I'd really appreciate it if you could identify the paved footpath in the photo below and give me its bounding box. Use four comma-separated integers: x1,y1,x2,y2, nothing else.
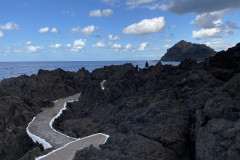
27,93,109,160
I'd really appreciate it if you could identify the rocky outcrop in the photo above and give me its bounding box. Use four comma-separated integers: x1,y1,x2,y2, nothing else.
161,40,216,62
0,68,91,160
53,43,240,160
1,42,240,160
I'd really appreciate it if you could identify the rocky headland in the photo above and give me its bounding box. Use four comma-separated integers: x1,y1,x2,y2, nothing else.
161,40,216,62
0,42,240,160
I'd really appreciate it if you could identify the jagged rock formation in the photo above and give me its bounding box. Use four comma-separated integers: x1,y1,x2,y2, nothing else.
54,43,240,160
1,42,240,160
161,40,216,62
0,68,90,160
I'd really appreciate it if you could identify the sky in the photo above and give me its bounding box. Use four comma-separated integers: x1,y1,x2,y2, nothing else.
0,0,240,61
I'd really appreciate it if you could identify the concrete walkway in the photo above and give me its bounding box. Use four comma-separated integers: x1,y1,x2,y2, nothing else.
27,93,109,160
36,133,108,160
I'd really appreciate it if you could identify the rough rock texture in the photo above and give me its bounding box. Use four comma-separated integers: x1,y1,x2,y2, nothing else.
161,40,216,62
1,42,240,160
52,43,240,160
0,68,90,160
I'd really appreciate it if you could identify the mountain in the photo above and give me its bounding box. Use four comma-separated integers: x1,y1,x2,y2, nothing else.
161,40,216,62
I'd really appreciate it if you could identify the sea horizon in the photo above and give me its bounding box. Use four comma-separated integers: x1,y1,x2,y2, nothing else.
0,61,180,82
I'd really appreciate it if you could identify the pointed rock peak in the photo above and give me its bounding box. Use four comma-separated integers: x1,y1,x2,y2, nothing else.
178,40,188,44
175,40,192,46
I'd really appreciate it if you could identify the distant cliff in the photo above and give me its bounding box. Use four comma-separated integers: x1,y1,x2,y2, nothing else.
161,40,216,62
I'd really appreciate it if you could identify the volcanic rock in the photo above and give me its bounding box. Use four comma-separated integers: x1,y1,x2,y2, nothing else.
161,40,216,62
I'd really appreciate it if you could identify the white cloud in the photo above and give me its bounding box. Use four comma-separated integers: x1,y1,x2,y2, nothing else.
164,44,171,48
138,42,148,51
0,31,4,38
125,44,133,50
123,17,165,35
89,9,113,17
191,11,225,29
112,43,122,51
25,41,32,45
145,3,170,10
112,44,121,48
71,26,81,33
123,43,137,52
101,0,121,6
205,39,233,51
38,27,49,33
103,9,114,16
0,22,19,30
192,28,222,39
49,43,62,48
125,0,157,9
93,41,106,48
66,43,72,48
71,25,98,36
27,46,43,53
51,28,59,33
108,34,120,40
81,25,98,36
71,39,86,52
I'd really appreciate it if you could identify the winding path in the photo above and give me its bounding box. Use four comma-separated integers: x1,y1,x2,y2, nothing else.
27,93,109,160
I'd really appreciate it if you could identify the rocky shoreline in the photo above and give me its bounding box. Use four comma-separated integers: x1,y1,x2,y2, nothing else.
0,43,240,160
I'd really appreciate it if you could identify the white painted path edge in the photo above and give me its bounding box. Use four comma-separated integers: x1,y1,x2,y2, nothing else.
26,93,109,160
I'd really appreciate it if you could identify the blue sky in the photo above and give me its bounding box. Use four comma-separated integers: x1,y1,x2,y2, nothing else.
0,0,240,61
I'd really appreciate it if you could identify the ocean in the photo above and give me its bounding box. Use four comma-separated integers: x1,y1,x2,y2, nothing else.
0,61,180,82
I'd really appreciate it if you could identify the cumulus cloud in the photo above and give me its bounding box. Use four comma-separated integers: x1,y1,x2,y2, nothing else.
205,38,233,51
27,46,43,53
71,39,86,52
93,41,106,48
71,25,98,36
138,42,148,51
191,11,224,29
112,43,122,51
123,17,165,35
190,10,240,38
51,28,59,33
125,44,133,50
192,28,222,39
49,43,62,48
0,22,19,30
0,31,4,38
38,27,49,33
108,34,120,40
89,9,113,17
81,25,98,36
25,41,32,45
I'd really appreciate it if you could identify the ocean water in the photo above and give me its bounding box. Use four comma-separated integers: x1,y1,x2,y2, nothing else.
0,61,180,82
